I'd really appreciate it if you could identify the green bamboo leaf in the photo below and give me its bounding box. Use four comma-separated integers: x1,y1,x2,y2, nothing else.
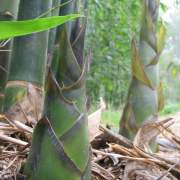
0,14,81,40
157,21,166,54
131,38,154,89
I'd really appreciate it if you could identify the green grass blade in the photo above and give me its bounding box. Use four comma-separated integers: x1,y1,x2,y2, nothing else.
0,14,81,40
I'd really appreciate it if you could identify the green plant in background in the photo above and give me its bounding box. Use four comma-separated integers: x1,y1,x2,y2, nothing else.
119,0,166,137
86,0,141,107
159,6,180,106
101,109,120,127
24,0,90,179
160,102,180,115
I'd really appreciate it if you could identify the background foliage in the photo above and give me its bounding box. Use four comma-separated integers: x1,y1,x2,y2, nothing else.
86,0,141,107
86,0,180,128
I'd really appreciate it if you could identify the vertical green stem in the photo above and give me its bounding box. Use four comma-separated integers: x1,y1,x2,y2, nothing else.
47,0,61,72
48,0,61,54
0,0,19,18
25,0,91,179
120,0,163,137
0,0,19,112
3,0,52,122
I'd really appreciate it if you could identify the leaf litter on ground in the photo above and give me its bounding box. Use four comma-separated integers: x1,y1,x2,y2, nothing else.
1,108,180,179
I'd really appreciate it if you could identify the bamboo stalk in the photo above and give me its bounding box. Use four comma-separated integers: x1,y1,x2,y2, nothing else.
48,0,61,55
0,0,19,112
120,0,165,137
3,0,52,123
25,0,91,179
